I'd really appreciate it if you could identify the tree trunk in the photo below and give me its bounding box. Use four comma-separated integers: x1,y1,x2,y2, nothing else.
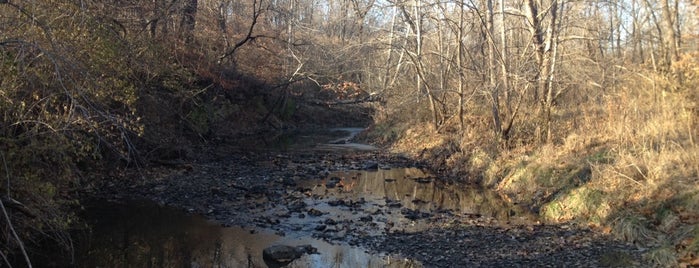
181,0,198,44
524,0,559,143
487,0,502,135
499,0,509,115
457,2,465,132
218,1,230,48
660,0,678,68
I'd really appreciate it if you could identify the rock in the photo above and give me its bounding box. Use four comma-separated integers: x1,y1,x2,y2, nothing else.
276,211,291,218
262,244,317,265
334,230,347,239
401,208,431,220
362,161,379,170
308,208,323,216
328,199,346,207
386,199,402,208
287,200,307,212
414,177,433,183
359,215,373,222
326,176,342,188
265,217,280,225
279,177,297,187
210,187,224,195
412,198,429,204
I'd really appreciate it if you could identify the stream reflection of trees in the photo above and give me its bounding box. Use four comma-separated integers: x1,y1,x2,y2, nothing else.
325,168,531,220
77,202,418,268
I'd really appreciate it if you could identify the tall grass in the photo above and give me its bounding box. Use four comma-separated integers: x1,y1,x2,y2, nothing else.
380,54,698,266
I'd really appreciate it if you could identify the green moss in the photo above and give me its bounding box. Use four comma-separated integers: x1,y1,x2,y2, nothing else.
542,202,564,220
542,187,608,223
534,166,555,187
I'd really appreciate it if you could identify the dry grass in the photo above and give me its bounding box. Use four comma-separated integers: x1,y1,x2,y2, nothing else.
380,54,699,266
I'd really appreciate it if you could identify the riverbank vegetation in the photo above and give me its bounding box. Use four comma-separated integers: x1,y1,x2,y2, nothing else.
378,60,698,265
1,0,697,266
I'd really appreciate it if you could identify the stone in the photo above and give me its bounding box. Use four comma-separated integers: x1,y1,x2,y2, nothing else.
308,208,324,216
362,161,379,170
262,244,317,265
287,200,307,212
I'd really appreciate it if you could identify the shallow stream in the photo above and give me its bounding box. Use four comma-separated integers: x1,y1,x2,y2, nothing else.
43,128,537,267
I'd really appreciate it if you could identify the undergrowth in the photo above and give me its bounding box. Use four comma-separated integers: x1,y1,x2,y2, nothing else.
376,54,699,266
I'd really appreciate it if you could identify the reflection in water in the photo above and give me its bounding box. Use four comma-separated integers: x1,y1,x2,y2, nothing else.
292,168,535,233
75,201,420,268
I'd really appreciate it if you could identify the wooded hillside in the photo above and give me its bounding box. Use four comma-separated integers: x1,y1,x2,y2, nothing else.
0,0,697,265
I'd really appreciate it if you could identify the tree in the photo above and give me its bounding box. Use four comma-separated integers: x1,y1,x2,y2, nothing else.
523,0,561,143
660,0,679,68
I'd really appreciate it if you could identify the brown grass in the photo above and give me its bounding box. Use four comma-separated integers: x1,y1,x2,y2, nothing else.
379,54,699,266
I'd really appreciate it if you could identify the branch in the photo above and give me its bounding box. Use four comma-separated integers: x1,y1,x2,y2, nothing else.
0,199,32,267
304,94,382,106
219,0,266,62
0,196,35,218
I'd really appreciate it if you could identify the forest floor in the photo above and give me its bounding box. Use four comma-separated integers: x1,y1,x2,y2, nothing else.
91,131,646,267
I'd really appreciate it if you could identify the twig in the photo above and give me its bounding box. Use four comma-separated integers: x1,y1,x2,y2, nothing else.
611,168,643,186
627,164,649,181
0,199,32,267
1,151,8,198
0,249,12,268
1,152,32,266
219,0,266,62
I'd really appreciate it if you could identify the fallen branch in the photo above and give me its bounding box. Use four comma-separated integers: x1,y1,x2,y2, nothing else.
304,95,383,106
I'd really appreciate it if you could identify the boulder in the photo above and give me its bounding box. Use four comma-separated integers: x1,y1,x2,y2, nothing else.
362,161,379,170
262,244,317,265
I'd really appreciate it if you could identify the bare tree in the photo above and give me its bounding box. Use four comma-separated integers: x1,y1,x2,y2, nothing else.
219,0,266,62
523,0,561,142
660,0,679,68
181,0,198,43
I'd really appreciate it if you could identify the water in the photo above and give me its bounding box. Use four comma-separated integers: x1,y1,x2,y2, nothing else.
30,128,533,267
67,201,420,268
238,127,377,151
259,168,536,239
320,127,378,151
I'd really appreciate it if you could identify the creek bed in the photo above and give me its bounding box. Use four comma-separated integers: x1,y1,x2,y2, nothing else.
47,127,642,267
